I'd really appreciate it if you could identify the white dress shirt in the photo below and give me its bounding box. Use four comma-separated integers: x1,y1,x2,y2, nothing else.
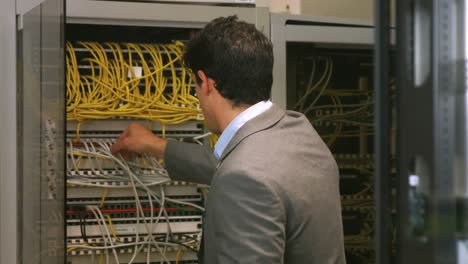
214,100,273,159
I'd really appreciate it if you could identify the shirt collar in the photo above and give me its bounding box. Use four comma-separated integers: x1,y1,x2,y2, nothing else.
214,100,273,159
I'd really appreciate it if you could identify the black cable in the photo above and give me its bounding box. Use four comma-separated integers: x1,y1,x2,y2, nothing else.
79,211,89,243
153,237,199,254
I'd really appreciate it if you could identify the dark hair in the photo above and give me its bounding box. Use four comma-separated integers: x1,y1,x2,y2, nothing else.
183,16,273,107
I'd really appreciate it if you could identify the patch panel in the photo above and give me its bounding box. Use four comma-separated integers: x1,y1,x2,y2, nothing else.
67,120,203,136
66,207,201,221
67,218,202,238
67,184,203,199
67,235,199,264
65,130,205,264
68,253,199,264
66,141,204,262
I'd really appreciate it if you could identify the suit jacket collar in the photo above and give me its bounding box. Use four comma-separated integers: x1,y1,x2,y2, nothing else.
218,104,285,162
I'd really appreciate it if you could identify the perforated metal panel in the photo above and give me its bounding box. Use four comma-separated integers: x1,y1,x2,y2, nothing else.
20,0,65,263
396,0,459,263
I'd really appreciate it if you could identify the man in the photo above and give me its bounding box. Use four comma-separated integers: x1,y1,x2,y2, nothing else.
111,16,345,263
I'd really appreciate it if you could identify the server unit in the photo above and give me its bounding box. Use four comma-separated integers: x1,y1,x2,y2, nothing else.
271,14,396,264
18,1,269,263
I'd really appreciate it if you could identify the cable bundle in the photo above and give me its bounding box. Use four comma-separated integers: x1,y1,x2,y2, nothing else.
67,139,170,187
66,40,209,263
294,57,396,147
67,41,202,124
66,139,203,264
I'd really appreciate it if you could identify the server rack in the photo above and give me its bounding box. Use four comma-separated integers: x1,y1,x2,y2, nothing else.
395,0,467,263
18,1,269,263
271,13,396,264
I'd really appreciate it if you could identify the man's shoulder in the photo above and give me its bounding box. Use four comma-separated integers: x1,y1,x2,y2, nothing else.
217,104,337,178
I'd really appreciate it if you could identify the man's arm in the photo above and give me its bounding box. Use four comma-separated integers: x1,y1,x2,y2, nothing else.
164,140,217,185
206,169,286,263
111,123,167,159
111,123,216,184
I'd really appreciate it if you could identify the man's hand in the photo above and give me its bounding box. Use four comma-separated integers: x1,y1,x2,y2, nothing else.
111,123,167,159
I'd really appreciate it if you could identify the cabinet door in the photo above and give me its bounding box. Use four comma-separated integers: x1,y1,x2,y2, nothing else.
397,0,458,263
20,0,65,263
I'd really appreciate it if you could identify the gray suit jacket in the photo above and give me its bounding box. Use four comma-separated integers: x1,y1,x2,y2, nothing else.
165,104,345,264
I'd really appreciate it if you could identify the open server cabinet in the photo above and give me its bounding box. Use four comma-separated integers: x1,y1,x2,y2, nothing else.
18,1,269,263
271,14,396,264
396,0,468,263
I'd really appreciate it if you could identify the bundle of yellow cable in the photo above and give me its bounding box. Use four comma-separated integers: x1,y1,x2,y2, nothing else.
66,41,202,125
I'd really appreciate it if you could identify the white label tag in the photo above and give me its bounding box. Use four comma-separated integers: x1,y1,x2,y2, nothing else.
128,66,143,78
114,226,136,234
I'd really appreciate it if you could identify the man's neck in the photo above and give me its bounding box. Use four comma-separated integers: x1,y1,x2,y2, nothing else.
217,103,250,133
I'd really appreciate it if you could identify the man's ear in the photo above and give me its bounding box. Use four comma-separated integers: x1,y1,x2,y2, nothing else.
197,70,216,96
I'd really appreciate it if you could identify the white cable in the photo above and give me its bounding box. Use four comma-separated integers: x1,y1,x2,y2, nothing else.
68,149,170,183
146,188,154,264
67,143,203,263
69,141,78,170
111,152,171,264
165,197,205,212
192,132,212,145
86,205,110,263
127,168,144,264
88,205,120,264
89,139,104,175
